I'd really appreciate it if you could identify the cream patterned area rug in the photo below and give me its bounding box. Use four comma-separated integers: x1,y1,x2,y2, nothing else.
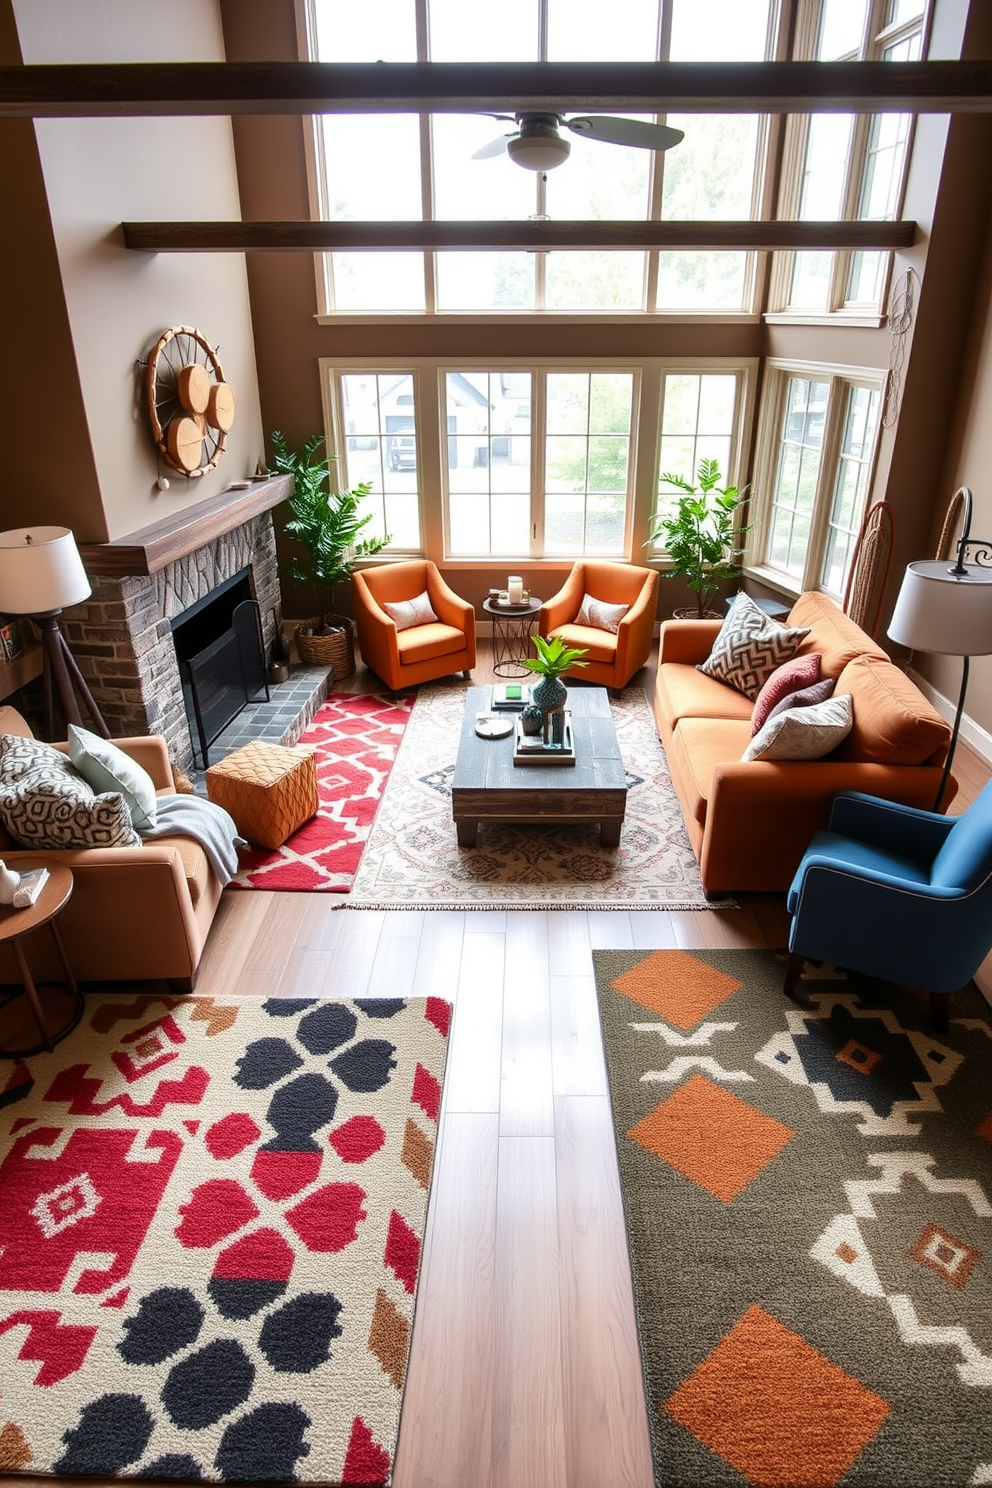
349,686,728,909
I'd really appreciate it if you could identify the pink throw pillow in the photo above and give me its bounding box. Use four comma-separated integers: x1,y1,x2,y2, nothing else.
750,653,822,735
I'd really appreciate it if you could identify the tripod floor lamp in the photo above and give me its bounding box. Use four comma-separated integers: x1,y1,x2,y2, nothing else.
0,526,110,741
887,488,992,812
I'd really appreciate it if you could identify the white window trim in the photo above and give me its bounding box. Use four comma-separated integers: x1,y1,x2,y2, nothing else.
746,357,885,600
320,355,757,569
301,0,778,323
766,0,931,323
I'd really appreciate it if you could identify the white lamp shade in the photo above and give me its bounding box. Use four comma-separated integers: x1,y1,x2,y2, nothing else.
0,526,92,615
888,559,992,656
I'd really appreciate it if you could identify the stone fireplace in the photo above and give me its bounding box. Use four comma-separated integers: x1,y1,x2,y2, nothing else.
72,477,292,772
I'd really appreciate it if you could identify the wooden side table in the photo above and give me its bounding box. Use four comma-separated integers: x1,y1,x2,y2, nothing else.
0,861,84,1059
482,597,541,678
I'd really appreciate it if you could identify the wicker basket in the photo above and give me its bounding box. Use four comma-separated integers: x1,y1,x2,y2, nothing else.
294,616,354,677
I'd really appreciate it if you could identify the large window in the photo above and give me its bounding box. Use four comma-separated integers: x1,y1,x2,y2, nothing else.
750,365,883,596
306,0,776,316
324,360,752,563
772,0,928,318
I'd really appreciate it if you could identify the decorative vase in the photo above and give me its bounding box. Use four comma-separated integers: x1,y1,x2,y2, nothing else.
532,674,567,744
519,702,544,736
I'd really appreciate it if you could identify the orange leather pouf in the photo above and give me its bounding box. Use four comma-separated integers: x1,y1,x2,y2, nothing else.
205,740,319,849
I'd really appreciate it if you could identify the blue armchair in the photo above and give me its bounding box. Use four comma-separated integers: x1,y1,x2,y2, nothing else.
783,781,992,1031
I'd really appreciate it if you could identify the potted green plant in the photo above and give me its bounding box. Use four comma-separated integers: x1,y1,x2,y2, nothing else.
647,457,749,619
271,430,391,676
520,634,589,743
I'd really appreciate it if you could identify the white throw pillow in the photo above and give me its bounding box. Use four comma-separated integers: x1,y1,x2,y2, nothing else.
741,693,854,762
68,723,158,831
575,593,630,634
383,590,439,631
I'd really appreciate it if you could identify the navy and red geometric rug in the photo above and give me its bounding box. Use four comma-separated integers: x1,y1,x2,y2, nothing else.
0,991,449,1484
595,948,992,1488
229,693,413,892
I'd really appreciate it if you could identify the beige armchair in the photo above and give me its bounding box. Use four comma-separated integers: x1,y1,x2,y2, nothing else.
0,706,224,992
539,560,659,690
353,560,476,691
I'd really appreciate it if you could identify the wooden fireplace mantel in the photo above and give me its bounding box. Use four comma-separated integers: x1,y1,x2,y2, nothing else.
79,475,293,578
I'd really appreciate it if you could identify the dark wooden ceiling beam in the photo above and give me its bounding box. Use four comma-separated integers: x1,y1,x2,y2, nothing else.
121,219,917,253
3,60,991,118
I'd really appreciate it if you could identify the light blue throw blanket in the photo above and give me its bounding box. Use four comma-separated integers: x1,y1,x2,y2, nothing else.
140,793,245,887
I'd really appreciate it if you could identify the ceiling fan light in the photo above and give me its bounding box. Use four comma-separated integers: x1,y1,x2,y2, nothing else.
506,133,571,171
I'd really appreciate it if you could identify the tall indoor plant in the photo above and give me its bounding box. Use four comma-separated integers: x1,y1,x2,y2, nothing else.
648,457,749,619
271,430,390,674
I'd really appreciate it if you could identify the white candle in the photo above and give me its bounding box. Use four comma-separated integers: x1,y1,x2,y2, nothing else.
508,575,523,604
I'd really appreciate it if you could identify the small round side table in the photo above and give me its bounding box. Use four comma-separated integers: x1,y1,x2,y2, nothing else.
0,861,84,1059
482,597,542,679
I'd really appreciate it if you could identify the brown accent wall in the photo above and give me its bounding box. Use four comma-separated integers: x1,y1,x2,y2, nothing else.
8,0,264,544
0,2,104,538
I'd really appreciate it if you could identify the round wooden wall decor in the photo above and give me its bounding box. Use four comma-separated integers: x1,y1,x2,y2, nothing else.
145,325,237,478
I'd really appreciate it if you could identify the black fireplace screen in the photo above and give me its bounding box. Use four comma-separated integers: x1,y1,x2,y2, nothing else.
171,571,269,767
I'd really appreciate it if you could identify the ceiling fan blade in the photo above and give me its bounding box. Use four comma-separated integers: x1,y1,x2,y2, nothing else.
565,115,684,151
472,133,514,159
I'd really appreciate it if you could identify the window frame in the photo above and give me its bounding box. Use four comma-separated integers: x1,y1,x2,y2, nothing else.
302,0,784,324
766,0,931,325
320,354,757,569
747,359,885,599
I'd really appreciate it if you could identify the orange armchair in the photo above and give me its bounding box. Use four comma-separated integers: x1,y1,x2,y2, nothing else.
353,560,477,691
539,560,659,690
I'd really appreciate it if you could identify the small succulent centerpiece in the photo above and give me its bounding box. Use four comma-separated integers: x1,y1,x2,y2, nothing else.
520,634,589,744
647,457,749,619
272,430,391,675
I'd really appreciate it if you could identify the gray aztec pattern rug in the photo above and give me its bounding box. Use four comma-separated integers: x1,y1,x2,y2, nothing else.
595,948,992,1488
349,685,725,909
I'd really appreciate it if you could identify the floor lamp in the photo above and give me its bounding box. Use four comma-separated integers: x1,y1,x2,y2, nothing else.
888,490,992,811
0,526,110,741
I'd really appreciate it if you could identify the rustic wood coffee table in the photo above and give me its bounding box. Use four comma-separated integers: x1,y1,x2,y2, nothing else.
452,685,628,848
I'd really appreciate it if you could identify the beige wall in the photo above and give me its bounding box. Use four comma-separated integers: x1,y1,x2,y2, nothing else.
8,0,264,543
914,200,992,739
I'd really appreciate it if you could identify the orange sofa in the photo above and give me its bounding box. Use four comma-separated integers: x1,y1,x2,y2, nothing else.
653,591,955,896
0,706,224,991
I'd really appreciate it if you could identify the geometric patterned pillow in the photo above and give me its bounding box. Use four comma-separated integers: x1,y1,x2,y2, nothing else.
0,760,140,850
0,732,75,784
698,592,811,700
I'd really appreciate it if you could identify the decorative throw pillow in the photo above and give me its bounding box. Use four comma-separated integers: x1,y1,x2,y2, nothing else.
698,592,811,700
0,733,73,784
575,593,630,634
763,676,836,727
383,590,438,631
750,653,822,734
741,692,854,762
67,723,158,831
0,761,141,850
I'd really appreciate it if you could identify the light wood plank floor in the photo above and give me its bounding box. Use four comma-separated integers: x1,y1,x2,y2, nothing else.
8,641,990,1488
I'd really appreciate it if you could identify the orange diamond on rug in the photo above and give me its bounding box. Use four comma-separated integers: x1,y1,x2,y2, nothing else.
628,1073,793,1202
664,1304,891,1488
610,950,741,1028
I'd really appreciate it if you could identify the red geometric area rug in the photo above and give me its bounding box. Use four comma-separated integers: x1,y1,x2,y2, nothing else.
594,948,992,1488
0,991,450,1484
230,693,413,892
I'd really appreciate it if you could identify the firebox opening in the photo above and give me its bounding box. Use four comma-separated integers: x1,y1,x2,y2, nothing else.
171,568,268,767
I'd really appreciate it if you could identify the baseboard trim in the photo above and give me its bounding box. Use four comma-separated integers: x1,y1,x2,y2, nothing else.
908,668,992,767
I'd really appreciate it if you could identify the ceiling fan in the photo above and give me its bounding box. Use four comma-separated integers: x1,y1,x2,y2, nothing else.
472,111,684,172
